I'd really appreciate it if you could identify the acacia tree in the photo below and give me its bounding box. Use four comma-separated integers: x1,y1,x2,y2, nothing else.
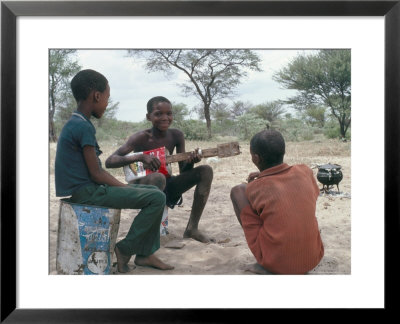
300,104,327,128
49,49,80,142
237,113,269,140
128,49,262,138
171,102,190,124
249,100,286,126
273,49,351,138
230,100,253,119
211,102,230,125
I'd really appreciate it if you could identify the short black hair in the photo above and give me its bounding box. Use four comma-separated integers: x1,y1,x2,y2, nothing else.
250,130,285,166
146,96,171,114
70,69,108,102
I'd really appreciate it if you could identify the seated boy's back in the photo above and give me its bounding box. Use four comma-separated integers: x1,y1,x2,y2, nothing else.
230,129,324,274
242,163,323,274
55,111,101,197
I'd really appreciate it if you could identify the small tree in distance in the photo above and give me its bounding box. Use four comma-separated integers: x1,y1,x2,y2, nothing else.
49,49,81,142
128,49,262,139
249,100,286,125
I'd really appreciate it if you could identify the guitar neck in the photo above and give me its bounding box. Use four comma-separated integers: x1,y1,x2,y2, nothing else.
166,148,218,164
165,142,240,164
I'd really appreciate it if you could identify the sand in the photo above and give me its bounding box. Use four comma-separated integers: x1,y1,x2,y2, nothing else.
49,138,351,275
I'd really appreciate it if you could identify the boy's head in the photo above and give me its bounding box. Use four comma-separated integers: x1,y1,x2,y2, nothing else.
71,69,108,103
70,69,110,119
146,96,171,114
146,96,173,132
250,130,285,171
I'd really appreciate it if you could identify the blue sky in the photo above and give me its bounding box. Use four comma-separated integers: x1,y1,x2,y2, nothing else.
75,49,305,122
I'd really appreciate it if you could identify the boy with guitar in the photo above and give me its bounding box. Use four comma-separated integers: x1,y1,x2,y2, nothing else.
105,96,214,243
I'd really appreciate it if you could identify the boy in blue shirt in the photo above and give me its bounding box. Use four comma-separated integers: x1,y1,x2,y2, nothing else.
55,69,173,273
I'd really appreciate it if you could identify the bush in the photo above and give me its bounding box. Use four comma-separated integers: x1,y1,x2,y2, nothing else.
323,121,351,140
211,119,237,137
95,127,112,142
324,126,341,139
175,119,209,141
55,114,351,145
237,113,268,140
277,119,316,142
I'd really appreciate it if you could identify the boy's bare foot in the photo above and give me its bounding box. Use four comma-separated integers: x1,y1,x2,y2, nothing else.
115,246,134,273
134,254,174,270
183,228,215,243
244,263,271,275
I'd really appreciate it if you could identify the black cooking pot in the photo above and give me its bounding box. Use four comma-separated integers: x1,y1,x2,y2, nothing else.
316,163,343,192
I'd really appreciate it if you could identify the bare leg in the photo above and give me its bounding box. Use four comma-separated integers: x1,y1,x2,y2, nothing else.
135,254,174,270
230,184,250,227
166,165,214,243
115,246,134,273
184,165,214,242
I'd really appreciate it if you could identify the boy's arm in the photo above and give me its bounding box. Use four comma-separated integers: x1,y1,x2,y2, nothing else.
105,133,160,171
175,130,201,173
83,145,127,187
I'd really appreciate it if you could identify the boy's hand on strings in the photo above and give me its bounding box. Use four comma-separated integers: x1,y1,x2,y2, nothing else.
187,148,202,164
142,154,161,172
247,171,260,183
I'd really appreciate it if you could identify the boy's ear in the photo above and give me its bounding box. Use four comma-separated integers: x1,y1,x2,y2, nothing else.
251,153,261,166
93,90,100,102
146,113,151,121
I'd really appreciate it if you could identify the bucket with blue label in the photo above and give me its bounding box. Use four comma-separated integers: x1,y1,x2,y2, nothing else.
56,200,121,275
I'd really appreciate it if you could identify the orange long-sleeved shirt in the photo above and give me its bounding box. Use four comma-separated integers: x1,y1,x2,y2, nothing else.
241,163,324,274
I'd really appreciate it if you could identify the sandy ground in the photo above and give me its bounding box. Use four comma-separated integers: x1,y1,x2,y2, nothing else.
49,137,351,275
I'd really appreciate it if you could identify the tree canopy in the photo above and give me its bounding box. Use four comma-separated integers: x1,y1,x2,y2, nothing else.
128,49,262,138
249,100,286,125
273,49,351,138
49,50,120,141
49,49,81,141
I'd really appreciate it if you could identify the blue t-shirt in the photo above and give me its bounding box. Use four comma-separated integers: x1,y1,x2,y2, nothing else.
55,111,102,197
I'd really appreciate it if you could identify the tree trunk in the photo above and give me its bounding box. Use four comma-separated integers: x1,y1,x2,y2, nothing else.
203,103,212,139
49,87,57,142
339,121,346,139
49,119,57,142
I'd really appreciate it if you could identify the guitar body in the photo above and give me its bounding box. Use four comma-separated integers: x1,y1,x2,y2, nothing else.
123,146,170,182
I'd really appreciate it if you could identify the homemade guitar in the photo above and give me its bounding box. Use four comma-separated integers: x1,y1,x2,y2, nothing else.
123,142,241,182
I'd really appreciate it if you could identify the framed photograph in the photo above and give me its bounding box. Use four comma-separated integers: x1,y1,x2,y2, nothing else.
1,0,399,321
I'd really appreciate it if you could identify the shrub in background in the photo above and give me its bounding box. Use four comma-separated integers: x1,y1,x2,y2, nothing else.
323,120,351,140
277,118,316,142
237,113,268,140
175,119,209,141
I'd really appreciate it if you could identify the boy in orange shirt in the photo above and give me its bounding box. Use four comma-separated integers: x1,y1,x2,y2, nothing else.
230,130,324,274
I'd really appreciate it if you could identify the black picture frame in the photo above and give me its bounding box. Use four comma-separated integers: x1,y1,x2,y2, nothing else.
1,0,399,322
